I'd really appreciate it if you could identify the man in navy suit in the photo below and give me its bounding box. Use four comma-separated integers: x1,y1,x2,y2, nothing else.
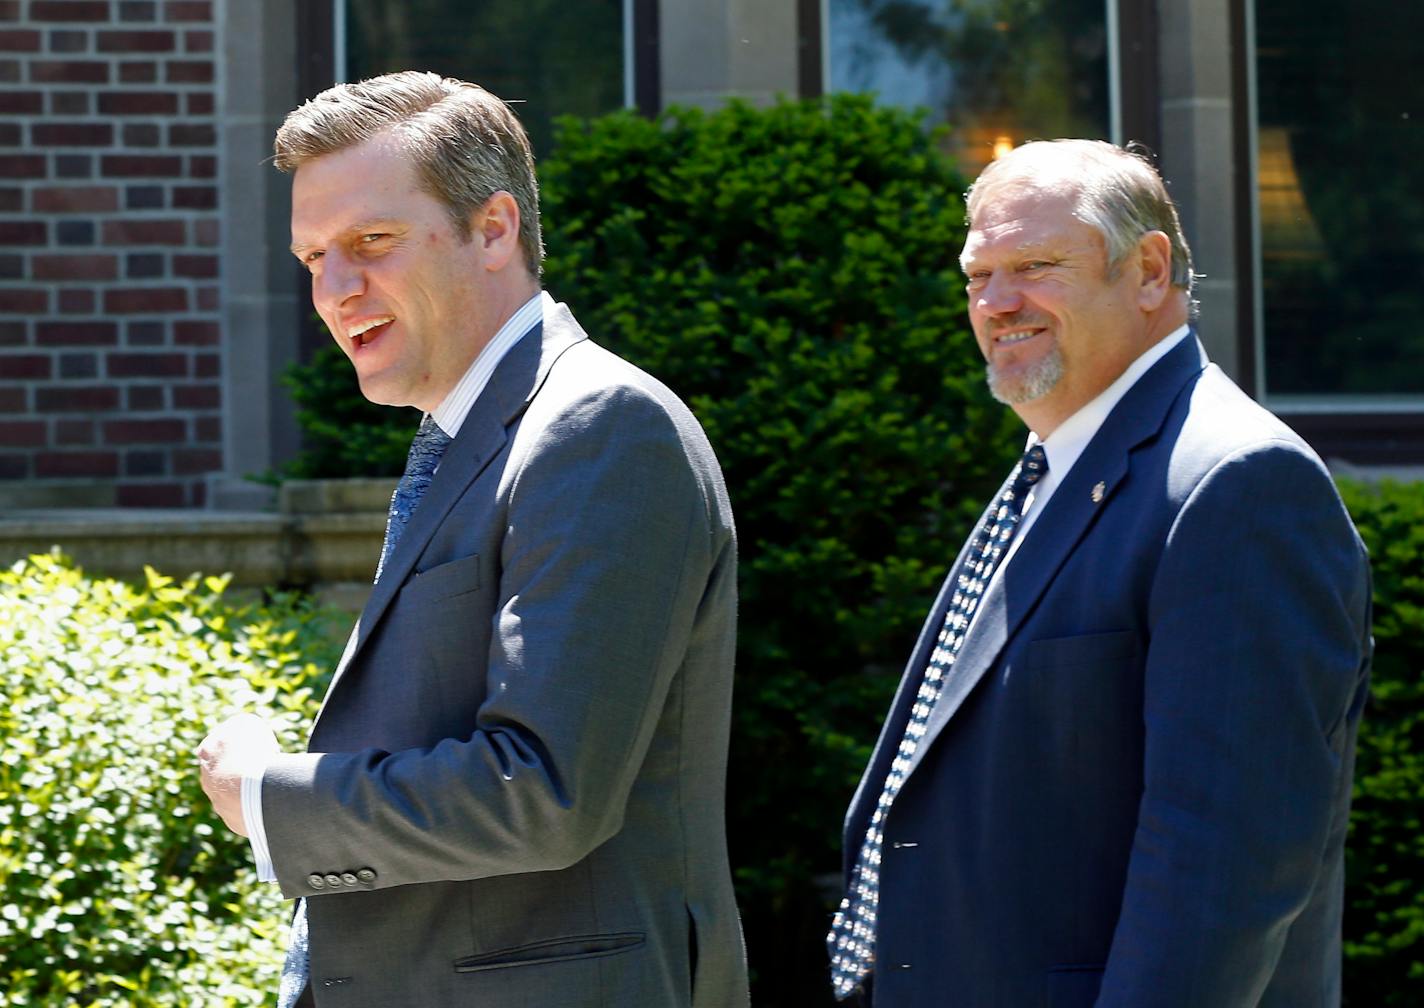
830,140,1372,1006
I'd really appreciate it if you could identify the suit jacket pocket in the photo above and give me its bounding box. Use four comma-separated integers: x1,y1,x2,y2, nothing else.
453,932,646,973
1023,629,1137,673
403,552,481,603
1047,964,1104,1008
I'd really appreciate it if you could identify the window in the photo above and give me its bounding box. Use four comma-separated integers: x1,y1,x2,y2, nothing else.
343,0,628,157
1255,0,1424,407
826,0,1110,179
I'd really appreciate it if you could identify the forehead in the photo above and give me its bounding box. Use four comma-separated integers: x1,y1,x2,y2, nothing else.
289,136,432,240
960,183,1099,265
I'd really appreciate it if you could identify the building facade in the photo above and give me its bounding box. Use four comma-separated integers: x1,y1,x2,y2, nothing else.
1,0,1419,512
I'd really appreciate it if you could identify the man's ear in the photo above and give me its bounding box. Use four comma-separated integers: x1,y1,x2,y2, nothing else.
472,190,521,272
1135,230,1174,311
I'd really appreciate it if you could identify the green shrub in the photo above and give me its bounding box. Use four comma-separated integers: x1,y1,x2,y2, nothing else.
1338,478,1424,1006
283,94,1016,1004
0,551,339,1006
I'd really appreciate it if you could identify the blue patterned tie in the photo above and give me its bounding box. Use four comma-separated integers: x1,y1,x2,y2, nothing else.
277,414,453,1007
828,443,1048,1000
376,414,454,582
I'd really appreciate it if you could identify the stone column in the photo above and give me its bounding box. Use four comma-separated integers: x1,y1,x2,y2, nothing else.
659,0,801,110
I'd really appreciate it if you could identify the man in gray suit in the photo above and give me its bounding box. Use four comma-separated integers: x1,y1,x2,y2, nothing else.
197,71,749,1007
829,140,1372,1006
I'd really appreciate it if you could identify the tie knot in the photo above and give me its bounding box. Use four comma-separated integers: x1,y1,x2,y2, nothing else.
1018,443,1048,487
407,415,453,478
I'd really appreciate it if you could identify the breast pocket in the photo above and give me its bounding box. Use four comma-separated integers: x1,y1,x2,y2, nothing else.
1022,629,1138,674
403,552,482,603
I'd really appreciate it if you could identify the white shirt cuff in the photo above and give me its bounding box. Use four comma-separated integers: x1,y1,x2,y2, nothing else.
240,763,277,883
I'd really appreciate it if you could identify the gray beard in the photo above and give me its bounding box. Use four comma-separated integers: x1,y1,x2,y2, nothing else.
987,344,1065,405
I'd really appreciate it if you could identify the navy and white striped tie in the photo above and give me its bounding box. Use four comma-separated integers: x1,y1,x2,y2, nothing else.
827,443,1047,1000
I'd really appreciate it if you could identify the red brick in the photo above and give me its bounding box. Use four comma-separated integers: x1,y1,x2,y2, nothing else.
172,444,220,471
58,289,95,313
0,220,45,244
165,59,211,83
29,60,109,84
0,30,40,51
196,285,217,310
174,319,217,344
37,321,118,345
101,154,181,177
164,0,211,20
185,92,212,115
188,154,215,178
50,92,88,115
103,418,185,444
37,451,119,477
0,154,44,177
183,29,211,51
103,288,187,313
117,481,183,506
31,122,114,145
32,254,118,281
0,2,20,20
173,384,219,410
0,453,27,478
97,91,177,115
35,385,118,411
195,415,219,441
0,354,53,379
108,352,187,378
97,30,173,52
193,218,218,246
103,219,183,244
56,419,94,444
118,60,156,83
0,387,25,411
193,352,218,377
32,186,119,212
0,90,40,114
169,123,214,146
0,419,44,445
0,188,20,211
30,1,111,21
0,289,47,312
126,385,163,409
172,185,216,209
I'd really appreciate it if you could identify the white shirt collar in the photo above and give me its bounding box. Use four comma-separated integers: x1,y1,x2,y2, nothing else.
429,290,551,438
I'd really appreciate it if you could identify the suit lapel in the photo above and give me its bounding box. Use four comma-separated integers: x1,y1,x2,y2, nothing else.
314,301,587,725
902,334,1210,781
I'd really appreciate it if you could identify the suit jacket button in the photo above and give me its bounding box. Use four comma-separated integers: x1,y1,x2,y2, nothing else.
356,868,377,884
308,874,326,890
340,872,358,887
324,873,343,889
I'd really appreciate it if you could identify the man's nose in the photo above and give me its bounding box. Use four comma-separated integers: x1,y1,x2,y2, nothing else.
974,272,1022,316
313,249,364,312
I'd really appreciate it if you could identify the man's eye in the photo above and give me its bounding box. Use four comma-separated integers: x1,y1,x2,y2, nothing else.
360,233,386,244
301,250,324,268
1022,260,1050,271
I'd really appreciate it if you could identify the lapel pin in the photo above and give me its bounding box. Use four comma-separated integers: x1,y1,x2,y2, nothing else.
1091,481,1106,504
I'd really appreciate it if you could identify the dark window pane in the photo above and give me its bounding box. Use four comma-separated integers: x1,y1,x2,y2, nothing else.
827,0,1110,178
1257,0,1424,399
345,0,624,157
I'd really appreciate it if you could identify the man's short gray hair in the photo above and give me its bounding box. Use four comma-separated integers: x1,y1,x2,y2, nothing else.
966,139,1194,298
274,70,544,277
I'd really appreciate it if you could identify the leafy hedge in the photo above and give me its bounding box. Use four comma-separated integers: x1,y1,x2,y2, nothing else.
0,552,339,1006
1339,479,1424,1006
284,94,1018,1000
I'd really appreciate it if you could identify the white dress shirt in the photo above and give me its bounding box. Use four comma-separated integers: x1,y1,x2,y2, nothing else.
242,290,552,882
989,323,1192,590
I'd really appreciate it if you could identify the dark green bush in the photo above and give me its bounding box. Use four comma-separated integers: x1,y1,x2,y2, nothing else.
1338,478,1424,1006
284,95,1017,1003
0,552,340,1006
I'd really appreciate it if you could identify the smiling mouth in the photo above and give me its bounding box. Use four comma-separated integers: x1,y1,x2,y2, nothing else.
348,316,394,347
994,328,1045,347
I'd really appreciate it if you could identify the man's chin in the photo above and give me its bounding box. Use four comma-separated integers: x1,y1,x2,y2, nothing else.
987,356,1064,406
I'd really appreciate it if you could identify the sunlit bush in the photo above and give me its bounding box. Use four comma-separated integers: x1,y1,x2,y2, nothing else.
0,551,338,1006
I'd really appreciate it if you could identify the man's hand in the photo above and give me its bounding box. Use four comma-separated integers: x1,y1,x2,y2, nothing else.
196,713,281,838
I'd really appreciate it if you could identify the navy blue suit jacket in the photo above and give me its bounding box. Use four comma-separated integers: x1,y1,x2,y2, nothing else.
842,335,1372,1007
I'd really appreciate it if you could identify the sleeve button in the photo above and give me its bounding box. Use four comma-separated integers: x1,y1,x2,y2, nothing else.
324,873,343,888
356,868,377,884
340,872,358,887
308,874,326,890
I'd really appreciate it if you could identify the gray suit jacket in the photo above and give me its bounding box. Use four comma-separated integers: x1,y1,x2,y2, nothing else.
263,302,749,1007
843,335,1372,1007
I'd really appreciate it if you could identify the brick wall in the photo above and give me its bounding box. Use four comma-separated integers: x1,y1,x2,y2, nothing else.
1,0,222,508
